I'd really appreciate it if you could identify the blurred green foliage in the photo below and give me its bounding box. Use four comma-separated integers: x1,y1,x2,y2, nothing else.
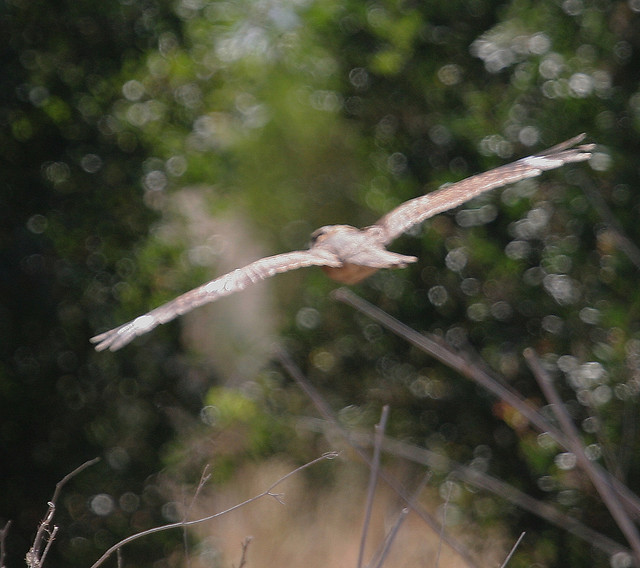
2,0,640,566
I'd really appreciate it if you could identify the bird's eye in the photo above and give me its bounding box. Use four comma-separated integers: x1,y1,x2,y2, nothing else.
310,228,326,243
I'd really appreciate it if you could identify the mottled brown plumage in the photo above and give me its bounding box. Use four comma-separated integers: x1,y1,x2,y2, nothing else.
91,134,593,351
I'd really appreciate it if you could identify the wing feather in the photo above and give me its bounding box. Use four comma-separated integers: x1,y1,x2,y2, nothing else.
91,249,340,352
375,133,594,245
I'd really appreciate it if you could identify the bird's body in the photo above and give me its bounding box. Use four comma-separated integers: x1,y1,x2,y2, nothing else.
311,224,417,284
91,134,594,351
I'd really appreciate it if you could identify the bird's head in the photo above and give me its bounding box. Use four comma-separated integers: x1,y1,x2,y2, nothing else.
310,224,359,246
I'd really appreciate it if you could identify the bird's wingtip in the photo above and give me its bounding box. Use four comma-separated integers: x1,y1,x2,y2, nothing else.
89,333,104,344
542,133,592,155
89,334,112,351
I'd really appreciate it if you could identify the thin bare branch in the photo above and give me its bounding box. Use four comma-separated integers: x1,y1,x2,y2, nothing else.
524,348,640,566
499,532,526,568
183,464,212,568
39,525,58,567
369,508,409,568
368,474,429,568
51,457,101,506
358,405,389,568
236,536,253,568
27,457,101,568
89,452,338,568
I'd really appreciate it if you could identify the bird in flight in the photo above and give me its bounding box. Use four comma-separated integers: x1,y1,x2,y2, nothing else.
92,134,593,351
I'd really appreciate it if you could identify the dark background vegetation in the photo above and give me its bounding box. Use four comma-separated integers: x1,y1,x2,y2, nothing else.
2,0,640,566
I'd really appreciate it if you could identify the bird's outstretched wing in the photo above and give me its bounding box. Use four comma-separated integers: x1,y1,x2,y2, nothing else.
374,133,594,245
91,249,341,352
